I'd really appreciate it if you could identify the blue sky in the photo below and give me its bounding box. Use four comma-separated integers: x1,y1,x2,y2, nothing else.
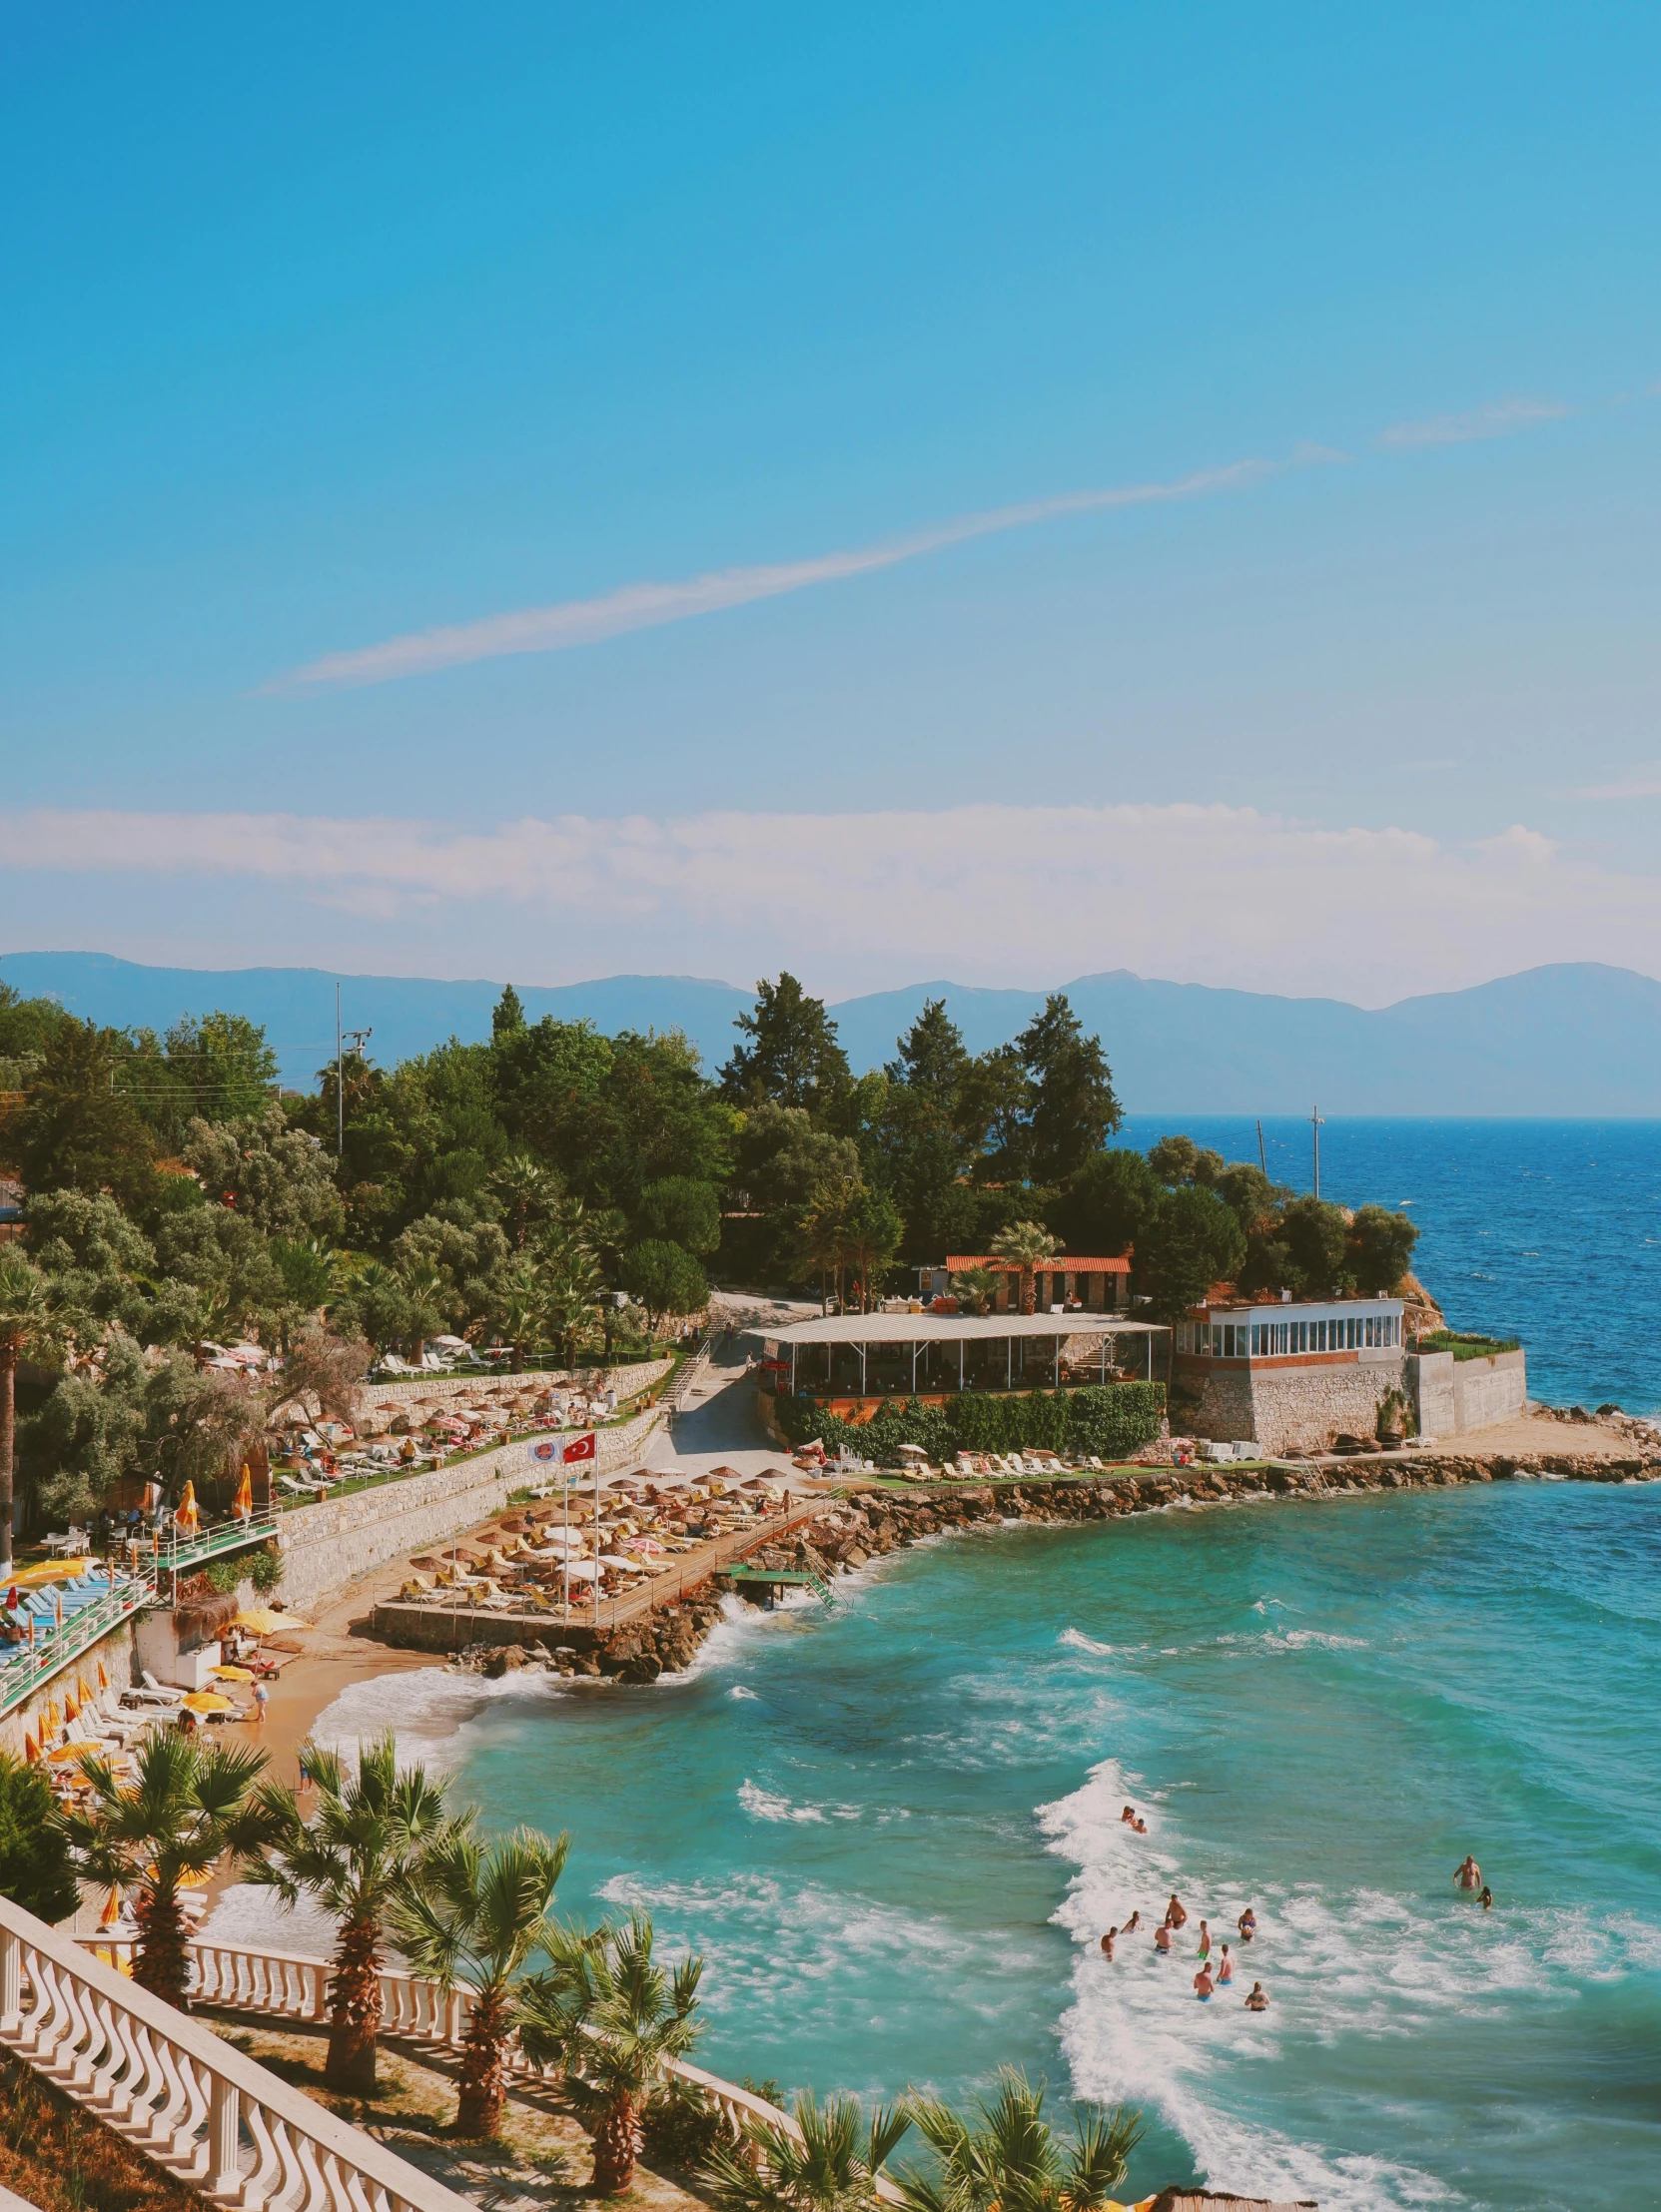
6,3,1661,1001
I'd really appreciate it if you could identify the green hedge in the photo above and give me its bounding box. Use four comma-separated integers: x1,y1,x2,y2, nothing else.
773,1383,1165,1467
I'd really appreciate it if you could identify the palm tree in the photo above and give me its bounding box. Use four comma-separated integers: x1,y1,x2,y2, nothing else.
895,2069,1141,2212
491,1255,548,1372
0,1250,56,1574
59,1732,274,2007
397,1261,447,1366
246,1734,455,2092
490,1152,564,1251
988,1222,1063,1318
392,1823,568,2138
950,1266,1000,1319
701,2090,911,2212
518,1911,704,2195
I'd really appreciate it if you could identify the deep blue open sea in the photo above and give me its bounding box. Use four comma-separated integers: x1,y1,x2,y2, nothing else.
1121,1116,1661,1415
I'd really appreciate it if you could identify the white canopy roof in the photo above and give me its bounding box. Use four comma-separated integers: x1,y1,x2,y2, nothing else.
768,1312,1165,1347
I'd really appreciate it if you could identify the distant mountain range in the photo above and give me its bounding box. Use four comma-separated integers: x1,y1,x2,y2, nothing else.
4,950,1659,1115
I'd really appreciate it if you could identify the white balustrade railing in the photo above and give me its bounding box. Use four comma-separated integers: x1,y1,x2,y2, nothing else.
1,1895,472,2212
74,1927,906,2200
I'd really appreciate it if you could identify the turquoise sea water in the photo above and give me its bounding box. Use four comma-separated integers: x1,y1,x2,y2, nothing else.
1120,1116,1661,1414
300,1480,1661,2211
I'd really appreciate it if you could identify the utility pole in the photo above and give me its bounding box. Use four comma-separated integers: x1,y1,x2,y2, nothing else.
335,983,371,1160
1310,1104,1325,1199
1256,1118,1267,1175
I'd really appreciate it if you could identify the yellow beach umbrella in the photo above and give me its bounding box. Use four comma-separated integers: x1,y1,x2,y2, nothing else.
41,1701,61,1737
175,1482,200,1534
211,1665,254,1681
234,1606,310,1634
182,1691,233,1714
77,1676,96,1706
46,1742,94,1763
96,1659,109,1691
22,1733,40,1764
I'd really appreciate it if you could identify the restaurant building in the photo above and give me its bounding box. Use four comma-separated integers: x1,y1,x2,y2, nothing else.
1174,1292,1407,1454
916,1255,1133,1313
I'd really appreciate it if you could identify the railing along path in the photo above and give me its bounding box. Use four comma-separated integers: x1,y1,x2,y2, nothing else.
70,1927,905,2203
0,1895,471,2212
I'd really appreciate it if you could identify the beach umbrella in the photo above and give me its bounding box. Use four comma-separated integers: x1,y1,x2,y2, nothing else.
42,1701,61,1736
96,1659,109,1690
47,1742,94,1764
233,1463,254,1517
234,1606,310,1634
182,1691,234,1714
175,1483,200,1534
63,1689,81,1723
211,1664,255,1682
22,1733,39,1764
99,1885,123,1928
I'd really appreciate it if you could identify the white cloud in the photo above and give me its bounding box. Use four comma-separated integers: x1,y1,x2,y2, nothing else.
1572,763,1661,801
274,461,1272,690
1375,396,1569,450
5,801,1659,1005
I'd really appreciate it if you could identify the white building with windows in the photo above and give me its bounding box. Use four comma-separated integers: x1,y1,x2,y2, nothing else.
1174,1293,1407,1454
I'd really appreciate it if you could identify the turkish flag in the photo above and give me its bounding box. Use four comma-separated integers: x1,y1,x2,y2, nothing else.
562,1431,597,1465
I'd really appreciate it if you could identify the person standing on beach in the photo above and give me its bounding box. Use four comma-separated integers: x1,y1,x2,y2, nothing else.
252,1681,269,1726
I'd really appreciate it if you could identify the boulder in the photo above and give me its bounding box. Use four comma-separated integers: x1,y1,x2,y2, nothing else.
482,1645,527,1679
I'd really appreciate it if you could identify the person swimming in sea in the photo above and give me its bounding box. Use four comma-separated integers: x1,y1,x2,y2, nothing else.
1217,1942,1234,1984
1245,1981,1268,2011
1132,1813,1148,1833
1121,1805,1136,1825
1454,1853,1482,1891
1238,1907,1256,1941
1155,1922,1173,1953
1122,1910,1141,1933
1101,1927,1117,1959
1193,1963,1215,2001
1166,1892,1189,1928
1479,1885,1494,1911
1196,1918,1211,1960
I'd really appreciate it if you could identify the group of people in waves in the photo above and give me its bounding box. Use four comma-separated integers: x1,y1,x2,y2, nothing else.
1098,1806,1268,2010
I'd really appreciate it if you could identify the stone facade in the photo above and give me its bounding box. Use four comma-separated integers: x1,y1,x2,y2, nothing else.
1180,1352,1405,1455
274,1401,665,1611
1407,1347,1527,1438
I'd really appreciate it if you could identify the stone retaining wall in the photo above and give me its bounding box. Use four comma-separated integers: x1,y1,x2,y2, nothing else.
1184,1353,1405,1455
0,1619,136,1761
1407,1347,1527,1437
274,1402,664,1610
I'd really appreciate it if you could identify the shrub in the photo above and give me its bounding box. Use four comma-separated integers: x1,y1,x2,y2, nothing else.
248,1544,286,1594
0,1753,79,1921
203,1555,244,1594
773,1382,1166,1467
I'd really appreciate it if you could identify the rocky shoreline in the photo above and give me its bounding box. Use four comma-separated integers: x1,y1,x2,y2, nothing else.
436,1442,1661,1684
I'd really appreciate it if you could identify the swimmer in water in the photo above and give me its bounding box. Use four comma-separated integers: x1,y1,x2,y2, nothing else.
1196,1919,1211,1960
1193,1963,1215,2001
1245,1981,1268,2011
1454,1854,1482,1892
1155,1922,1173,1953
1238,1907,1256,1941
1132,1815,1148,1834
1479,1886,1493,1911
1217,1942,1233,1984
1167,1893,1189,1929
1101,1927,1117,1959
1121,1806,1136,1825
1123,1910,1141,1933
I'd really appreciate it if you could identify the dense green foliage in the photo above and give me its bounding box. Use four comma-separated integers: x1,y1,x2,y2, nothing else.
0,1752,80,1921
0,964,1417,1536
773,1383,1167,1466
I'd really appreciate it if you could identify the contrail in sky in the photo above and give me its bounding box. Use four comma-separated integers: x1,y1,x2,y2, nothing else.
276,458,1272,690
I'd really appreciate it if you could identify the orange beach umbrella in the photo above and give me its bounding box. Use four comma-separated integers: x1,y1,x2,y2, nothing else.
233,1464,254,1517
99,1886,124,1929
175,1483,200,1534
